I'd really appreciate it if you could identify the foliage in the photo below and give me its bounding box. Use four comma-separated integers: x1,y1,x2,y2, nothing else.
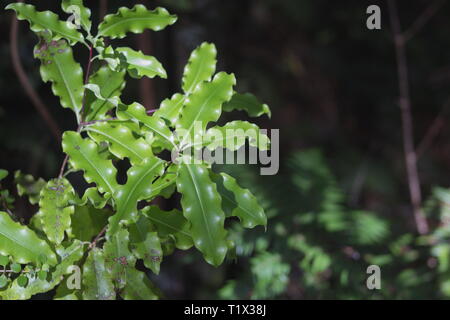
217,150,450,299
1,1,270,300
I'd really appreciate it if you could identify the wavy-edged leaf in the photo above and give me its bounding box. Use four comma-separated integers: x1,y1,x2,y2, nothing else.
116,47,167,79
0,240,85,300
14,171,46,205
182,42,217,94
69,205,111,242
6,3,84,44
75,187,110,209
85,65,126,121
61,0,91,32
84,84,120,107
34,39,84,118
129,216,162,274
153,93,186,128
202,120,270,151
216,173,266,228
38,178,75,245
62,131,118,195
82,248,115,300
103,227,135,290
177,163,227,266
107,157,165,237
87,122,152,166
177,72,235,146
223,92,271,118
144,205,193,250
0,211,57,266
121,267,159,300
117,102,176,150
98,5,177,39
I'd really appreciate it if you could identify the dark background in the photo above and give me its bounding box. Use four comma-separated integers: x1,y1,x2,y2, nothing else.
1,0,450,299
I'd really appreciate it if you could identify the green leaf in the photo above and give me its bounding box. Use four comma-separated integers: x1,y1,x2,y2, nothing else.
84,83,120,107
117,103,176,150
82,248,115,300
0,211,57,266
129,216,162,274
69,205,110,242
38,178,75,245
0,275,9,288
201,120,270,151
98,5,177,39
84,65,126,121
75,187,110,209
61,0,92,32
153,93,186,128
107,157,165,237
14,171,46,205
144,206,193,250
6,3,84,45
87,122,153,166
103,227,135,290
0,241,85,300
121,267,159,300
0,169,8,181
216,173,267,228
62,131,118,195
182,42,217,94
176,72,236,146
0,254,9,267
11,263,21,273
223,92,271,118
177,163,227,266
116,47,167,79
34,39,84,119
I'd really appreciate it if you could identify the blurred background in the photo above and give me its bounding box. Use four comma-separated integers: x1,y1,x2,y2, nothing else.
1,0,450,299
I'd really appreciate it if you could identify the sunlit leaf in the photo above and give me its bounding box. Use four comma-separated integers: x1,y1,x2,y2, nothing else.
182,42,217,94
223,92,271,118
0,211,57,266
177,163,227,266
34,39,84,119
62,131,118,195
6,3,84,44
98,5,177,39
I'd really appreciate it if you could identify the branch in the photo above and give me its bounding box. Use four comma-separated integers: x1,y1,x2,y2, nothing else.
416,98,449,158
89,225,107,249
9,8,61,143
403,0,446,43
388,0,429,235
79,109,157,127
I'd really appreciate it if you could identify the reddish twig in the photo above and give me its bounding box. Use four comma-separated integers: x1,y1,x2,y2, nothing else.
58,45,94,179
89,225,107,249
388,0,429,234
10,8,61,143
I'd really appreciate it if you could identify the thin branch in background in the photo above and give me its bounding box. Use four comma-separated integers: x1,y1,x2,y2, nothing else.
403,0,446,43
99,0,108,21
416,98,450,158
9,10,61,143
388,0,429,235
